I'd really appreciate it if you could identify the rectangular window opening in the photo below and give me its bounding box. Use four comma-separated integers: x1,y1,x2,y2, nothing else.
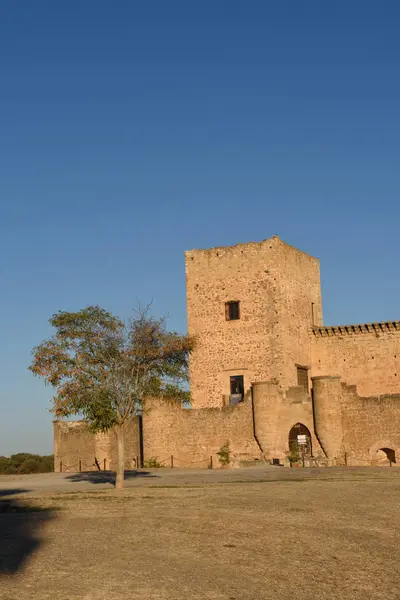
297,367,309,393
230,375,244,405
225,301,240,321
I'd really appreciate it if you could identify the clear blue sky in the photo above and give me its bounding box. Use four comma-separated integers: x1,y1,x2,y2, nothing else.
1,1,400,455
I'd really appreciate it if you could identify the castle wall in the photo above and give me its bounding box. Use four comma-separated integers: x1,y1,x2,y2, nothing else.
53,418,141,472
312,323,400,396
312,376,344,459
252,381,323,459
341,385,400,464
142,398,260,467
53,421,96,472
312,375,400,464
186,236,322,408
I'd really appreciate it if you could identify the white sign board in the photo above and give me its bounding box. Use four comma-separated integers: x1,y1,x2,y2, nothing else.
297,434,307,445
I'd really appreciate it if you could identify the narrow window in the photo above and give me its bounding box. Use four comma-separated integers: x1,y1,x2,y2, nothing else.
230,375,244,405
297,367,309,392
225,301,240,321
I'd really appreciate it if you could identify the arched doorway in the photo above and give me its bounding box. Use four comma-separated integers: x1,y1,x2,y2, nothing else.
289,423,312,458
376,448,396,465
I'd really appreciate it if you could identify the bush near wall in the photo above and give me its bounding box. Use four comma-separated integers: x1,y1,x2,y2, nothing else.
0,453,54,475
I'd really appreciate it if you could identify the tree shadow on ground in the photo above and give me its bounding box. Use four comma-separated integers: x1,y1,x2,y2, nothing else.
0,489,54,575
66,469,158,485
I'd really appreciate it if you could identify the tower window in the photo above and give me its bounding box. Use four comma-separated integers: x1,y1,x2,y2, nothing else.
297,367,309,392
225,301,240,321
230,375,244,405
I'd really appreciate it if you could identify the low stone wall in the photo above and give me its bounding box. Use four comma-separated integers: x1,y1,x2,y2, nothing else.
142,397,261,468
53,419,141,472
54,379,400,471
312,376,400,465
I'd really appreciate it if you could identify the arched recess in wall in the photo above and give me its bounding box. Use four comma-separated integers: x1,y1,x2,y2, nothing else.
288,423,312,457
369,440,399,465
376,448,396,464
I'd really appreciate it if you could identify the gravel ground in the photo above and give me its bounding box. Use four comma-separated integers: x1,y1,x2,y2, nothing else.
1,467,399,599
0,464,398,495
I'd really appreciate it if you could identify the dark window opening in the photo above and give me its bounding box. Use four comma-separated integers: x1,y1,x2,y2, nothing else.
297,366,309,392
225,301,240,321
230,375,244,405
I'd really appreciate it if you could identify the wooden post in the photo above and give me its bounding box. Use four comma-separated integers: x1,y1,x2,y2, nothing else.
79,460,82,473
171,455,174,468
344,452,348,467
136,455,139,470
103,458,107,471
209,456,213,469
60,460,63,473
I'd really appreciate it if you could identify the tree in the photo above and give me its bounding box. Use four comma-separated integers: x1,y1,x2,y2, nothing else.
29,306,194,489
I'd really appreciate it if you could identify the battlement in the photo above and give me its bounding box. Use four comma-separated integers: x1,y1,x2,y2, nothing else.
313,321,400,337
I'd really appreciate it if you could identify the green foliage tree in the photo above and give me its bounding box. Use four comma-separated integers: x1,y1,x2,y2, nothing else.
19,458,42,474
0,454,54,474
29,305,194,489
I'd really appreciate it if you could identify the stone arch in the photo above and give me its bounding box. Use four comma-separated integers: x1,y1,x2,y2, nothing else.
369,440,399,465
288,422,312,457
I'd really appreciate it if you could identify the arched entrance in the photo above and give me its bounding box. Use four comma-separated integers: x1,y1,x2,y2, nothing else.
376,448,396,465
289,423,312,458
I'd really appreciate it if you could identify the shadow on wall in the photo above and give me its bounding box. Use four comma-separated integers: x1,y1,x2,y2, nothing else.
0,489,54,575
66,470,157,485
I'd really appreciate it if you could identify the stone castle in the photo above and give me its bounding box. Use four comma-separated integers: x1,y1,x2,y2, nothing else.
54,236,400,470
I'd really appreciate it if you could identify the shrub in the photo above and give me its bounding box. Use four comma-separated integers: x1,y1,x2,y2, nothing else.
286,449,300,464
217,442,230,466
143,456,163,468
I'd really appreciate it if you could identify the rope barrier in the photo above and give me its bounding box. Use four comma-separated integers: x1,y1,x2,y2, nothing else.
57,452,397,472
173,456,210,465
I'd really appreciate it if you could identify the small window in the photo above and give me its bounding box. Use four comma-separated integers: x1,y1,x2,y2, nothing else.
297,367,309,392
225,301,240,321
230,375,244,405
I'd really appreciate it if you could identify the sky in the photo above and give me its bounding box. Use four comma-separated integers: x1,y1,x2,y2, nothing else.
1,1,400,455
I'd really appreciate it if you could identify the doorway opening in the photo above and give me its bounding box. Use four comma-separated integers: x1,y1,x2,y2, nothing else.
288,423,312,457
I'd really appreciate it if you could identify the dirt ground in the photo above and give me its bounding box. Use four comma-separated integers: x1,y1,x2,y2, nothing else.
1,467,399,599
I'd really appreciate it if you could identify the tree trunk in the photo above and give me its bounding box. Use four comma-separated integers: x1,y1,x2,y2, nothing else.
115,425,125,489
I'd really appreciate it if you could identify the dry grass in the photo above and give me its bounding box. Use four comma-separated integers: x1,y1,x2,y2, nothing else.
1,469,400,599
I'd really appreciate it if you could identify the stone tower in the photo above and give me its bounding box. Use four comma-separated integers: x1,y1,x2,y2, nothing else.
185,236,323,408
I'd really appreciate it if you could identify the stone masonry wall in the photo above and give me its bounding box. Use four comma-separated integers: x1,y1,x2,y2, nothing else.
312,375,400,465
186,236,322,408
142,397,261,468
53,421,96,472
53,419,141,472
252,381,324,460
341,383,400,464
312,323,400,396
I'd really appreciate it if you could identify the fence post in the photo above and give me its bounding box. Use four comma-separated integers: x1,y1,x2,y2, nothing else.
60,460,63,473
344,452,347,467
209,456,213,469
103,458,107,471
79,459,82,473
171,455,174,468
136,455,139,470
